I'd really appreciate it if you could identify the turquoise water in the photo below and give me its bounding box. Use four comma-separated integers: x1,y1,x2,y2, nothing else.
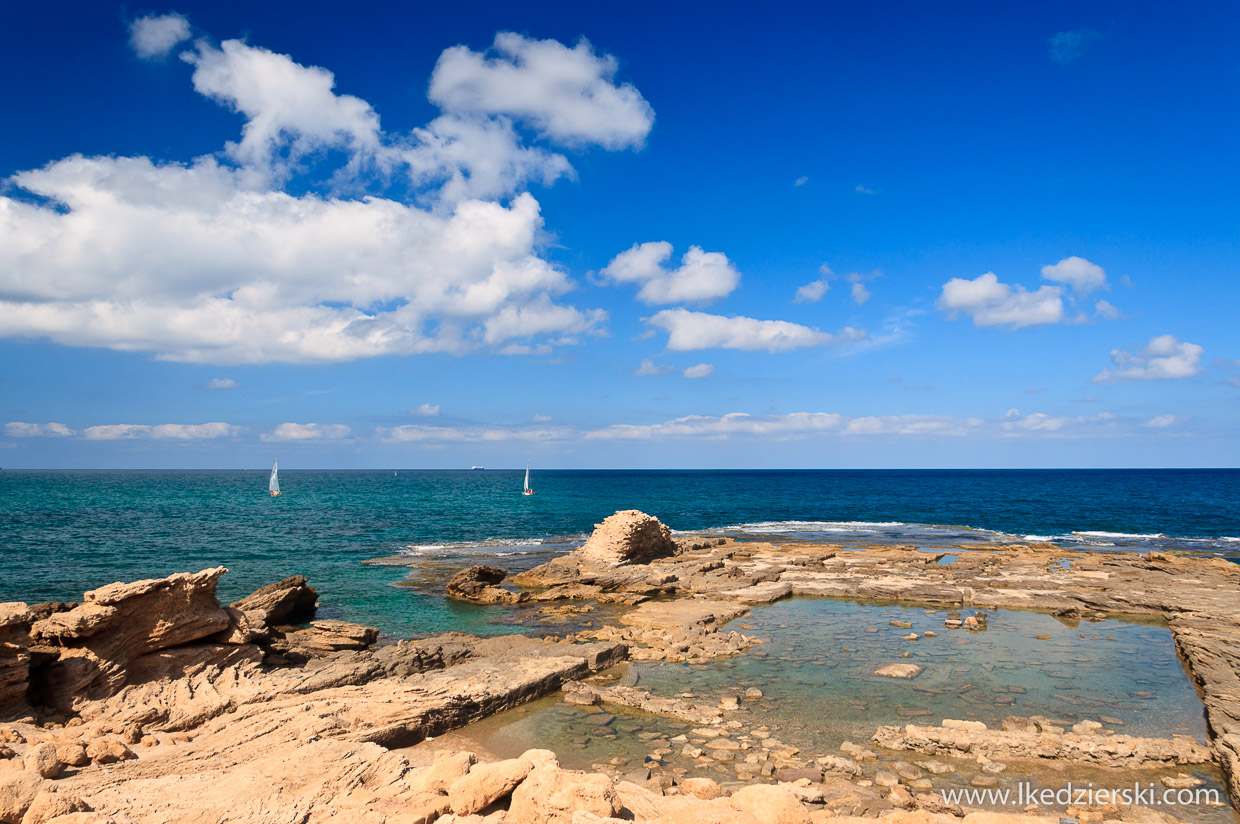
454,598,1231,821
1,469,1237,634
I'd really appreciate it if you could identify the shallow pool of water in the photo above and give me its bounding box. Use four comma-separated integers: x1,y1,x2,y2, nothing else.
455,597,1233,820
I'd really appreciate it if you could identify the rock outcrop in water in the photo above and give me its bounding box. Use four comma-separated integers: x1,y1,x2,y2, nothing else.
446,565,529,604
577,509,677,566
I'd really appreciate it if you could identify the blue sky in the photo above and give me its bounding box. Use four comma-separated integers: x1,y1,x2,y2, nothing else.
1,1,1237,468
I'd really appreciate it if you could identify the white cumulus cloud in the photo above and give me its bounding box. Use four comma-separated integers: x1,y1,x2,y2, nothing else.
206,378,239,390
263,423,352,441
603,242,740,305
129,12,191,60
182,39,381,180
0,25,641,365
937,273,1064,329
1093,335,1204,382
683,363,714,378
646,308,865,353
1040,256,1107,294
1144,414,1182,428
414,403,441,416
429,32,654,149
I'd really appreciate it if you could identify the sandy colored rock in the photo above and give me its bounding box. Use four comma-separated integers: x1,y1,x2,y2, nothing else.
577,511,677,566
230,575,317,628
413,749,478,794
874,664,922,679
84,738,135,766
679,777,724,799
281,620,378,654
23,743,61,779
53,745,88,769
18,788,90,824
0,769,42,824
727,784,810,824
508,761,621,823
448,756,533,815
29,569,232,708
0,604,33,721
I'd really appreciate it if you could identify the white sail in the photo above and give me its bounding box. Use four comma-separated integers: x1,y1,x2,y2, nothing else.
523,462,530,492
269,459,280,496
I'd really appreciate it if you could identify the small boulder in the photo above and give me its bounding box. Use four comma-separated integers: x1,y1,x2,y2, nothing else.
54,745,88,768
728,783,811,824
446,566,516,603
23,743,62,779
17,788,90,824
85,738,136,765
874,663,923,679
678,777,723,799
448,756,533,815
509,761,621,823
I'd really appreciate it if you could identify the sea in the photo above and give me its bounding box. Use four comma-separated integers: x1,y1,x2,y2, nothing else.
1,468,1237,636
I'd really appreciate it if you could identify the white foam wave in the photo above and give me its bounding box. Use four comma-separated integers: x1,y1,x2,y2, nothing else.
1072,531,1168,540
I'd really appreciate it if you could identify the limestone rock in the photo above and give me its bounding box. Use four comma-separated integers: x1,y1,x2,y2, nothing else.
577,511,676,566
23,743,61,779
874,663,922,679
230,575,317,628
18,788,90,824
85,738,135,766
54,745,88,768
447,566,507,598
727,784,810,824
281,620,378,654
0,769,42,824
412,749,478,795
448,756,533,815
445,566,528,605
508,760,621,823
29,569,232,708
0,604,33,721
678,777,724,800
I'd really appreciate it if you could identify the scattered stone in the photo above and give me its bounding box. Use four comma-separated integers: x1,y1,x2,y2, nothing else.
1161,773,1204,789
744,687,763,700
874,770,900,788
679,776,724,799
24,742,62,779
874,663,923,679
85,737,136,765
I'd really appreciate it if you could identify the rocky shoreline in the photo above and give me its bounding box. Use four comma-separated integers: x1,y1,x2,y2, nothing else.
1,509,1237,822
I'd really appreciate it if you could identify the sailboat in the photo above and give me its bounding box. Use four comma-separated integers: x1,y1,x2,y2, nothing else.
522,460,534,496
269,459,281,497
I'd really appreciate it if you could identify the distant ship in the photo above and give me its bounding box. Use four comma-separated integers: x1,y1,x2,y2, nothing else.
269,459,281,497
522,460,534,496
469,466,485,470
